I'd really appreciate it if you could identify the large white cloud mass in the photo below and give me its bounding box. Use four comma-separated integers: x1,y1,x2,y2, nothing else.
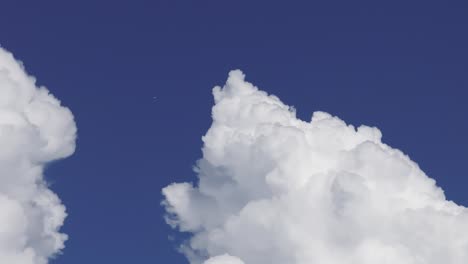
163,70,468,264
0,48,76,264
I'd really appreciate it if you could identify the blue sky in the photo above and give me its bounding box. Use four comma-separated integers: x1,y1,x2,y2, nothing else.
1,1,467,263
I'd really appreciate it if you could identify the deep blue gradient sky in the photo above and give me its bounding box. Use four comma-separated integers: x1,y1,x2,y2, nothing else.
1,1,467,263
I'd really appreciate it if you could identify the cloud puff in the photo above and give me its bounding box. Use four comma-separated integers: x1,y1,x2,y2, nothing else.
0,48,76,264
163,70,468,264
203,254,245,264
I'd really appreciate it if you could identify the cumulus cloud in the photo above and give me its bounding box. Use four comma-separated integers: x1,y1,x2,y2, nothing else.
0,48,76,264
163,70,468,264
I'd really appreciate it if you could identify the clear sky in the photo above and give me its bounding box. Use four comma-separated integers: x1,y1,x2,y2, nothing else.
1,1,467,263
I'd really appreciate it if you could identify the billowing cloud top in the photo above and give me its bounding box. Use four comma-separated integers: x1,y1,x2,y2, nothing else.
0,48,76,264
163,70,468,264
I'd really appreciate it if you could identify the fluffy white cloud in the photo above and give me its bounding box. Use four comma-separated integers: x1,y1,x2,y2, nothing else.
0,48,76,264
163,70,468,264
